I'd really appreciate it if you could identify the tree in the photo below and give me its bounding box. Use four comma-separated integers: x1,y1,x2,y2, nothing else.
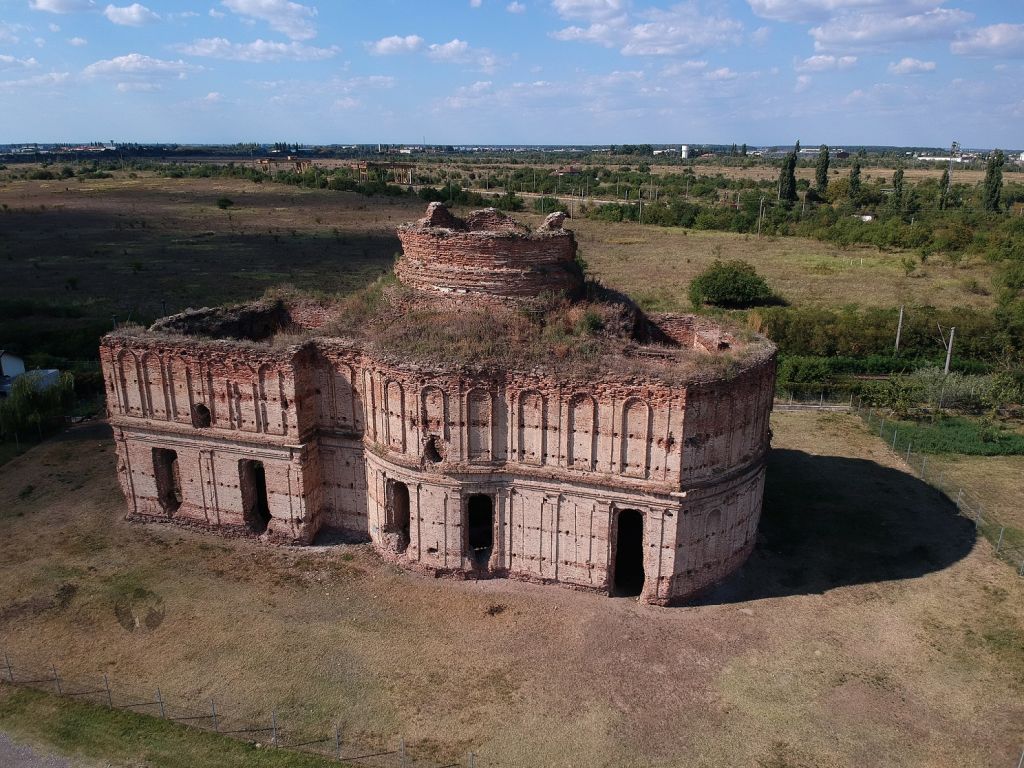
741,143,747,156
939,167,950,210
689,260,781,309
891,164,904,211
778,152,798,204
815,144,830,194
848,159,862,201
983,149,1004,212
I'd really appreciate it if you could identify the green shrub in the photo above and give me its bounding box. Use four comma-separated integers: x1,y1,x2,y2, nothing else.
216,197,234,210
689,259,781,309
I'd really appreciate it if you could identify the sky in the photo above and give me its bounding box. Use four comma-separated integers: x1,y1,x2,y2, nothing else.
0,0,1022,147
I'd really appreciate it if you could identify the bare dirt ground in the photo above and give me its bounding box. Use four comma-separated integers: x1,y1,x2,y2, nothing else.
0,412,1021,767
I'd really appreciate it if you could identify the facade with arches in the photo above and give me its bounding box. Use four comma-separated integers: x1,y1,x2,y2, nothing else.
100,204,775,605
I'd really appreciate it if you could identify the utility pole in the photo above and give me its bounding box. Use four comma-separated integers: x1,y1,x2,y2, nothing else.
895,305,904,355
946,140,959,200
757,195,766,238
944,326,955,374
938,324,956,374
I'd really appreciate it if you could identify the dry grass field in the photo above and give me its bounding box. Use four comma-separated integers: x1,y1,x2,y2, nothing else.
928,455,1024,532
0,412,1021,767
564,219,994,312
0,175,994,331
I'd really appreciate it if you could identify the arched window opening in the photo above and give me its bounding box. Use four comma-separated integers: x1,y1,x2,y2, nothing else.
191,403,211,428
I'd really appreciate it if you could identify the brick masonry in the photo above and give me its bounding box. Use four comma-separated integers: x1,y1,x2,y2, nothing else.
100,205,776,605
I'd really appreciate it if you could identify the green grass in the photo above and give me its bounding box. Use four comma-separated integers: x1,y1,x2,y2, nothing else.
892,416,1024,456
0,685,345,768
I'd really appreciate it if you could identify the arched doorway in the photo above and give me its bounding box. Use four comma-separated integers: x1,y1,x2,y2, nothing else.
388,480,411,550
613,509,645,596
466,494,494,568
238,459,271,533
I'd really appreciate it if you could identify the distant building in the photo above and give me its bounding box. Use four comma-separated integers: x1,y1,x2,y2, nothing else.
0,351,59,399
1,350,25,379
680,144,690,159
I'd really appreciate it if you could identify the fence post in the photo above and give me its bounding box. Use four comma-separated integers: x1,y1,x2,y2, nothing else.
103,674,113,707
892,429,898,450
399,737,407,768
995,527,1005,554
211,700,218,732
335,724,342,759
3,653,12,683
1016,746,1023,768
906,443,912,463
271,710,278,746
955,488,963,509
468,752,476,768
921,456,927,480
51,664,62,695
156,688,166,719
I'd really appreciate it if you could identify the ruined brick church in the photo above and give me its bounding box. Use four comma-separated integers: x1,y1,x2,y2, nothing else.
101,203,776,605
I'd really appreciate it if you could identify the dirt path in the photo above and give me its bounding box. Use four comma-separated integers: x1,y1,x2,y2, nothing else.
0,732,79,768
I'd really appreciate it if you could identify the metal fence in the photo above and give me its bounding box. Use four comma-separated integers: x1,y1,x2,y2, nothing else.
851,401,1024,577
0,652,473,768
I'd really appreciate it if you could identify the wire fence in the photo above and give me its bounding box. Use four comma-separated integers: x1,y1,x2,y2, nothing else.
0,652,473,768
850,400,1024,577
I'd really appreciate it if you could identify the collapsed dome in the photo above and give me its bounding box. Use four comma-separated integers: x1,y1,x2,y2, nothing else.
395,203,584,302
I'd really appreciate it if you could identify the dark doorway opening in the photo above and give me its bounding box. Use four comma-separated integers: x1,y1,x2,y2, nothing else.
614,509,645,596
389,480,411,550
191,403,211,428
466,494,494,568
152,448,182,515
423,435,442,463
238,459,271,533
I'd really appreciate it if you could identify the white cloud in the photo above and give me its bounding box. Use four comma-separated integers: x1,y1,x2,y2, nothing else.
104,4,160,26
203,90,222,102
427,38,499,71
29,0,94,12
0,71,69,90
367,34,423,55
951,24,1024,58
470,0,482,6
176,37,338,61
335,95,359,109
704,66,738,80
796,54,857,70
811,7,972,50
551,0,625,21
552,2,743,56
659,59,707,75
68,36,88,45
209,7,225,17
83,53,199,78
795,74,812,92
888,56,935,74
751,25,770,44
116,80,160,91
48,23,61,32
507,1,526,12
221,0,318,41
34,37,47,47
0,55,40,69
0,23,26,44
747,0,937,24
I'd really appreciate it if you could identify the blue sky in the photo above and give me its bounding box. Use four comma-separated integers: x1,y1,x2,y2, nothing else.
1,0,1022,146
